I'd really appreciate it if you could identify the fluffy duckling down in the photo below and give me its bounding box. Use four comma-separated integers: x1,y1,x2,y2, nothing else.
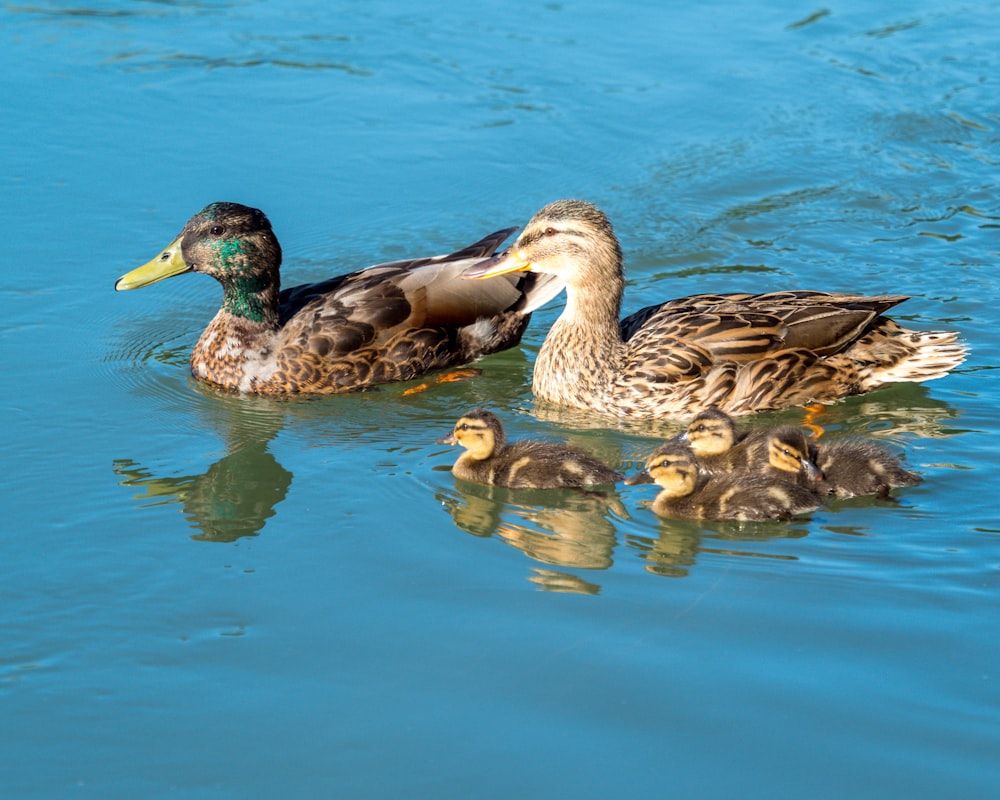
682,407,922,499
438,409,621,490
625,441,822,522
812,440,922,499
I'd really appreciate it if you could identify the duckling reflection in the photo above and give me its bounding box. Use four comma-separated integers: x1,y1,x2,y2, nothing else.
528,568,603,595
436,480,624,572
437,408,621,488
626,515,809,579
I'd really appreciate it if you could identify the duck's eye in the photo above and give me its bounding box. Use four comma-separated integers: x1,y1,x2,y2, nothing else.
209,225,226,237
693,424,706,433
457,423,468,431
543,226,557,237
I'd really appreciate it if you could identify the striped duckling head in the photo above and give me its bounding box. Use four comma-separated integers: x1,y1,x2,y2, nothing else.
766,426,823,481
625,441,700,498
679,407,739,457
437,408,504,461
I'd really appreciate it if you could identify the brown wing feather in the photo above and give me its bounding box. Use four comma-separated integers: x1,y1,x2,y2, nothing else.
621,291,910,363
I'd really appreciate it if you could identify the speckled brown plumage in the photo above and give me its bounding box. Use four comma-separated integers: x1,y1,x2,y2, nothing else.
463,199,967,418
116,203,564,394
625,441,821,521
437,408,622,489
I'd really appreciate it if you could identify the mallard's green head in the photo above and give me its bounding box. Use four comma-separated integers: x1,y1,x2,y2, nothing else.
115,203,283,324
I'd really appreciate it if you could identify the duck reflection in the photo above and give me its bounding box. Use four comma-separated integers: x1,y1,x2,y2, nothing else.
114,394,291,542
437,479,627,582
113,445,291,542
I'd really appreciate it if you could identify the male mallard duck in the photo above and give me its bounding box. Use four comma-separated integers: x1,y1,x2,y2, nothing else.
115,203,564,394
463,199,967,418
624,441,821,521
437,408,622,489
811,439,923,499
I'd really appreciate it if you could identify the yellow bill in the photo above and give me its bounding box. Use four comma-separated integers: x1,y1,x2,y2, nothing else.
461,249,532,280
115,236,190,291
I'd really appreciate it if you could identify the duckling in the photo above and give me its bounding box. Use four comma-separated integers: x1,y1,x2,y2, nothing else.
759,426,826,489
115,203,564,394
437,408,622,489
811,439,923,499
677,406,766,476
625,441,822,521
463,199,966,418
754,425,921,499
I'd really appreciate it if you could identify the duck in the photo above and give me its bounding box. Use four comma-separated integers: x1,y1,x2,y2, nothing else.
811,439,923,499
437,408,622,489
463,199,967,418
115,203,564,394
624,441,822,521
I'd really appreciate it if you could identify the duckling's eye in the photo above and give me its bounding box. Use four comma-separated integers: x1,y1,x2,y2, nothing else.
209,225,226,237
693,424,706,433
457,423,469,431
543,226,557,237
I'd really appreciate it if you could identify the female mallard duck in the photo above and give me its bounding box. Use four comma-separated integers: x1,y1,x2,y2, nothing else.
463,199,966,418
115,203,564,394
811,439,922,499
624,441,822,521
437,408,622,489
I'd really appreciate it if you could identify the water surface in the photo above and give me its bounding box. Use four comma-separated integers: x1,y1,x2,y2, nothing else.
3,1,998,798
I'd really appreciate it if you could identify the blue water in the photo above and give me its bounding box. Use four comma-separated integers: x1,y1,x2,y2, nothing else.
3,1,999,798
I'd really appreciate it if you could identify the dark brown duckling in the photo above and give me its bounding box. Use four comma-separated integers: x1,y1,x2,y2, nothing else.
811,439,923,499
437,409,622,489
625,441,822,522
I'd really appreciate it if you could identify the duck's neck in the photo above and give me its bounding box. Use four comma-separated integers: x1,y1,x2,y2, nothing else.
191,280,281,390
221,274,281,329
533,274,626,408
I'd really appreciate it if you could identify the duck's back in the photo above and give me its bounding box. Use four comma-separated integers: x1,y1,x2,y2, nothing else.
612,291,965,416
234,231,562,393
